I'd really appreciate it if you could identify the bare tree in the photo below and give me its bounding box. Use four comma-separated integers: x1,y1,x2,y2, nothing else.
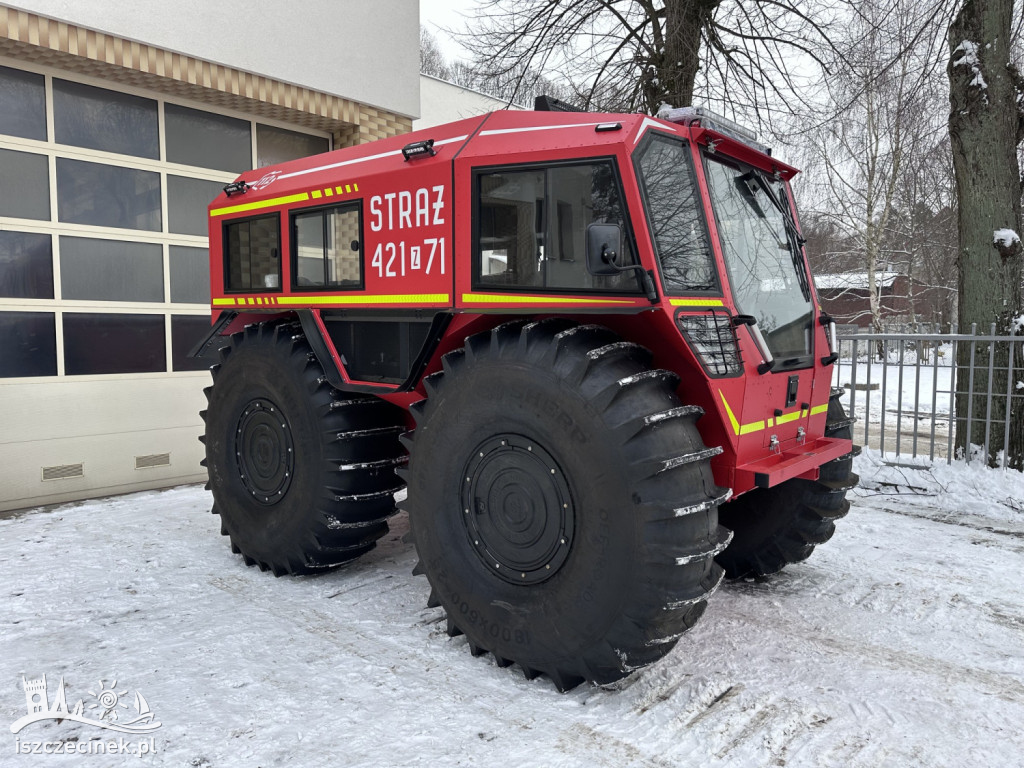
459,0,841,121
420,26,570,107
799,1,951,341
947,0,1024,467
421,26,454,80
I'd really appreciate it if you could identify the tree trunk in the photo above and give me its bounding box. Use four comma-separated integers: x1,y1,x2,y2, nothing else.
653,0,722,113
947,0,1024,468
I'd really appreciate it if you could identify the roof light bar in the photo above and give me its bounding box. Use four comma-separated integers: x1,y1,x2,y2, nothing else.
657,105,770,154
223,180,251,197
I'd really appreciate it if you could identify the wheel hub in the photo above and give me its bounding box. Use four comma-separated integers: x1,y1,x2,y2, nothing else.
235,398,294,505
461,435,575,584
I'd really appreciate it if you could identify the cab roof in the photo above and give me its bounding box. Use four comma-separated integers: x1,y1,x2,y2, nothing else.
209,110,798,214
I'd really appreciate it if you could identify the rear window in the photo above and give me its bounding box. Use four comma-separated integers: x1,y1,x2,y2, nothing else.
291,202,363,290
224,214,280,292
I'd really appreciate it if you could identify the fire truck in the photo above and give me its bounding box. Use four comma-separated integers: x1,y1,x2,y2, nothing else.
194,105,857,691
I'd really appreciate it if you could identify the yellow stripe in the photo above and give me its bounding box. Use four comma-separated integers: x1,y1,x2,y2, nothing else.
718,391,829,436
718,391,740,434
311,190,322,199
346,184,352,193
276,294,450,306
670,298,725,307
336,186,344,194
324,188,333,196
210,192,311,217
717,390,766,436
215,294,450,306
462,293,636,305
353,183,359,192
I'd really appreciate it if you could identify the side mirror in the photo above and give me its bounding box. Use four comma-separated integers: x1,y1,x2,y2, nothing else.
586,223,623,276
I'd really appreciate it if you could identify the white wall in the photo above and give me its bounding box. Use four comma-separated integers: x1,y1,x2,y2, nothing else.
0,376,207,511
414,74,523,130
7,0,420,118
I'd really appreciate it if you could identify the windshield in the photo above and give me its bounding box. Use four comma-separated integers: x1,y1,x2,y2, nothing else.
703,156,814,365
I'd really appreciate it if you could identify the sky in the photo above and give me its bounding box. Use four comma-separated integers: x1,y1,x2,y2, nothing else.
419,0,477,63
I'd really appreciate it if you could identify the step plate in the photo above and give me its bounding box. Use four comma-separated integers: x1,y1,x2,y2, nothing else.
734,437,852,489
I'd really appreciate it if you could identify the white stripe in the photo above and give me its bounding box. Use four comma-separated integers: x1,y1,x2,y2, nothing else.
279,135,469,180
479,122,612,136
633,116,674,144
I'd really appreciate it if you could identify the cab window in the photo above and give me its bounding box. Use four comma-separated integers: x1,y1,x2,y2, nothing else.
634,135,718,293
474,161,640,293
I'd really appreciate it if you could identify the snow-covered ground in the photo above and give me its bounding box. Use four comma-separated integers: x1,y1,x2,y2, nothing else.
2,454,1023,767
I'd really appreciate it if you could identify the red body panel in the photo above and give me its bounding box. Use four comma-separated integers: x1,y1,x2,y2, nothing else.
206,110,849,498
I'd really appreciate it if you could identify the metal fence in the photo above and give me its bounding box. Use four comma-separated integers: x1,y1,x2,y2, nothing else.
833,324,1022,467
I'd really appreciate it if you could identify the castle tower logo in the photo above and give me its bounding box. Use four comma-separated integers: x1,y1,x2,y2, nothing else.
10,676,161,735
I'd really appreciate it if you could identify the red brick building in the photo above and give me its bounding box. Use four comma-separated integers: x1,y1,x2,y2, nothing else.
814,272,953,329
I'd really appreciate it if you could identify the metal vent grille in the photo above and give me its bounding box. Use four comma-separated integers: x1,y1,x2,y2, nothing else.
135,453,171,470
42,463,84,481
677,310,743,377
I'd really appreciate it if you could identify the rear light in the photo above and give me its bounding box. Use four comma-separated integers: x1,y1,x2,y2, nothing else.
677,311,743,377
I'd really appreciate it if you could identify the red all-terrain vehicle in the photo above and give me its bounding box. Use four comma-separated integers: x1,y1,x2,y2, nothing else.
194,104,857,691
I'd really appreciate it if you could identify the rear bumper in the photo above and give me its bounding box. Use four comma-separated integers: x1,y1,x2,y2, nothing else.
733,437,852,489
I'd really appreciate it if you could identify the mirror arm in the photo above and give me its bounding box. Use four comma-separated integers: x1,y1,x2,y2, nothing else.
610,264,658,303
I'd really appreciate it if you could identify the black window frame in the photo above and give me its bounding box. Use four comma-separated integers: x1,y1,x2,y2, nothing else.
222,212,283,294
288,200,365,292
470,156,644,295
631,131,722,297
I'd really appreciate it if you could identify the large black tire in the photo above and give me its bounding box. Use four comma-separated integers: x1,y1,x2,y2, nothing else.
202,321,407,575
401,319,732,691
715,389,859,579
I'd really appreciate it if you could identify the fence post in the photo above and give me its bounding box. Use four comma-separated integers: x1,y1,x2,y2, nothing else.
850,338,860,445
984,322,997,462
948,323,957,464
880,336,889,457
966,324,977,464
1003,325,1017,470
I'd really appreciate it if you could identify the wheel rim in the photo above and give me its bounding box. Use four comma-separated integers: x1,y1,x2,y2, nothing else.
461,434,575,585
235,398,294,505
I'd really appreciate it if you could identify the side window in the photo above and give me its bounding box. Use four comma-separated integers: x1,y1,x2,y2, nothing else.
224,214,280,292
475,161,640,293
292,203,362,290
635,135,717,293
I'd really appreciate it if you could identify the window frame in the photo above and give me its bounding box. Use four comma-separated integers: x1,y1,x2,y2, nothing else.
700,150,816,370
288,200,365,292
470,156,644,295
221,212,283,294
631,131,722,297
